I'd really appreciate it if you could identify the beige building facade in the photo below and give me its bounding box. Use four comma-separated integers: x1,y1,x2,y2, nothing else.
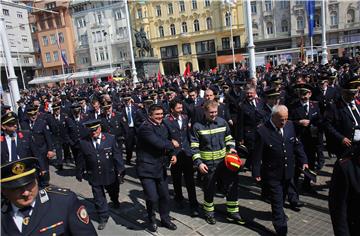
130,0,246,75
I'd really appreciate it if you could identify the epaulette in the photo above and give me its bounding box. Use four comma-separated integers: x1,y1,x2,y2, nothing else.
45,186,70,195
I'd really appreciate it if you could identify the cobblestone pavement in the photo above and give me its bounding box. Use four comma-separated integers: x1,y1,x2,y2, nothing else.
49,156,335,236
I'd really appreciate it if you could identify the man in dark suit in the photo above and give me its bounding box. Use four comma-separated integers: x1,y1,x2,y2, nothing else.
65,103,88,166
1,112,33,164
76,119,124,230
121,97,138,164
136,104,177,232
16,98,27,127
48,102,69,170
20,106,55,188
163,99,199,216
236,85,266,168
1,157,97,235
88,98,102,120
252,105,308,236
329,145,360,236
324,75,360,158
290,84,324,193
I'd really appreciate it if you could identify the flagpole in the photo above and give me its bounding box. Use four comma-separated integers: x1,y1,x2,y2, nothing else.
228,2,236,70
310,36,314,62
321,0,328,64
124,0,138,84
245,0,256,81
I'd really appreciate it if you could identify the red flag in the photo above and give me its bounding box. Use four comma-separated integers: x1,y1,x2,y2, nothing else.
157,69,163,86
92,75,97,85
107,75,113,82
211,67,217,74
183,63,191,77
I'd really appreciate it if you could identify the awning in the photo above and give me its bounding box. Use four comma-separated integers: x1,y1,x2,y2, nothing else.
28,74,72,85
28,68,120,85
217,54,245,64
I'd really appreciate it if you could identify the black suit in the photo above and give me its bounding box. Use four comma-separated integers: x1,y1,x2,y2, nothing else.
121,105,138,162
65,114,88,165
252,120,308,235
48,113,69,167
163,114,198,208
136,119,175,222
1,130,33,164
324,98,360,157
1,188,97,235
77,132,124,222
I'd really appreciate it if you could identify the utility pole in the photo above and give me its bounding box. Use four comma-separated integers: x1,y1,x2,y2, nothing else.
321,0,328,64
124,0,138,83
245,0,256,81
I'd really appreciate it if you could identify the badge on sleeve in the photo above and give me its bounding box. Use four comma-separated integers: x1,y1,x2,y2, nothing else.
77,205,89,224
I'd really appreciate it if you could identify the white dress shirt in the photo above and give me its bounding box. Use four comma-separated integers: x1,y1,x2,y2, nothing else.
11,201,36,232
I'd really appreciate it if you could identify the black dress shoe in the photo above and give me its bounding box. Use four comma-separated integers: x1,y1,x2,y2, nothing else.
148,222,158,232
161,220,177,230
98,222,107,230
291,201,304,208
190,207,199,217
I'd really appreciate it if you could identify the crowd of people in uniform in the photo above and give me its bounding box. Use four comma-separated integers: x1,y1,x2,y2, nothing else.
1,55,360,236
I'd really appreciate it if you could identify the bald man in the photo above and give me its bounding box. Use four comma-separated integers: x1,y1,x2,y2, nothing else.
252,105,308,236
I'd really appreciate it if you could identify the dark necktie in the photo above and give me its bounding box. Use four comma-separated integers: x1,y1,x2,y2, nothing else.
94,138,100,149
303,104,308,115
127,107,132,125
11,133,17,162
19,205,32,227
277,128,283,137
350,103,360,125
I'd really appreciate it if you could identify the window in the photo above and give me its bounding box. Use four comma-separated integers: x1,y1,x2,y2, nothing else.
182,43,191,55
205,0,211,7
92,32,96,43
182,22,188,33
160,45,178,59
47,19,54,29
265,0,272,12
280,0,287,9
347,9,355,23
195,40,215,54
45,2,56,10
156,5,161,16
168,3,173,15
297,16,304,30
159,26,164,37
45,52,51,62
315,14,320,27
77,17,86,28
42,36,49,46
252,22,258,29
114,9,122,20
30,23,37,33
330,11,338,25
81,57,88,64
19,24,25,30
50,34,57,44
137,8,142,19
222,37,230,50
58,32,64,43
23,57,29,64
116,27,127,38
192,0,197,10
22,37,28,42
80,34,88,45
206,17,212,30
233,36,241,48
266,22,273,34
3,9,9,16
281,20,288,32
53,51,59,61
5,25,12,29
96,12,103,24
179,1,185,12
17,12,23,18
251,2,256,14
194,19,200,32
170,24,176,35
225,12,231,27
95,48,99,61
96,31,102,42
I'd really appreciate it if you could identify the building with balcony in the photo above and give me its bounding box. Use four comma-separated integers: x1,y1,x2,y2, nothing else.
26,0,76,77
69,0,131,73
248,0,360,65
0,0,35,89
129,0,247,75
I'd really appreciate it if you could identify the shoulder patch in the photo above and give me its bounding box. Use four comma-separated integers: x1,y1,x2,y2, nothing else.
77,205,89,224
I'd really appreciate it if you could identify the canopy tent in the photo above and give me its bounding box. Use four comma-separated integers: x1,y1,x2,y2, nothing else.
28,74,72,85
28,68,120,85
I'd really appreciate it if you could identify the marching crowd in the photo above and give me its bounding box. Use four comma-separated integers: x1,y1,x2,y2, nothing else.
1,55,360,236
